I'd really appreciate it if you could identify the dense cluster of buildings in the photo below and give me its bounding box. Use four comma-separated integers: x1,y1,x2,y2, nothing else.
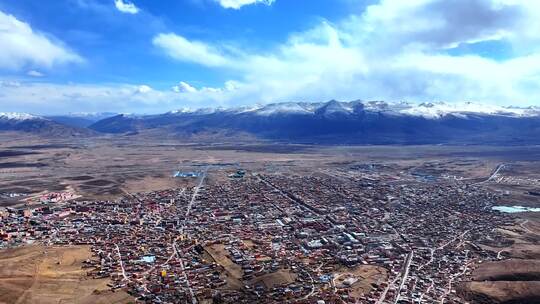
0,168,513,303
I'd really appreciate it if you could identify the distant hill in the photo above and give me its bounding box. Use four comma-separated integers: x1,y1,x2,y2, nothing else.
87,100,540,145
0,112,94,137
46,112,118,128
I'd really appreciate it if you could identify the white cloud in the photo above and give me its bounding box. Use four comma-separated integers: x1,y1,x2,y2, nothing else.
153,33,231,67
172,81,197,93
136,85,152,94
4,0,540,114
223,80,241,91
0,80,21,87
0,10,82,71
27,70,45,77
215,0,275,9
151,0,540,107
0,80,242,114
114,0,140,14
347,0,535,52
170,80,241,94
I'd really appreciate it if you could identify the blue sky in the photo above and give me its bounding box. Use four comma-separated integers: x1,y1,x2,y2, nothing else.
0,0,539,114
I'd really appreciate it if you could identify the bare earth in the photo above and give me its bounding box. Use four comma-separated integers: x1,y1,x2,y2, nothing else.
333,265,388,298
472,259,540,281
0,245,133,304
460,281,540,304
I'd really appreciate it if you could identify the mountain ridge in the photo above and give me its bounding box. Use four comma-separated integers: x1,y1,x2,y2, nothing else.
161,100,540,119
0,112,95,136
5,100,540,144
87,100,540,145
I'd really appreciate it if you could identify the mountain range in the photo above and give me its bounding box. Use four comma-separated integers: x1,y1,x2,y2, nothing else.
45,112,118,128
0,112,93,137
3,100,540,144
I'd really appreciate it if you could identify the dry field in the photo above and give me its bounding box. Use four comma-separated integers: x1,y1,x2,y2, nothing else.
204,244,298,291
481,221,540,260
204,244,244,290
0,245,133,304
333,265,388,298
247,270,297,289
459,257,540,303
460,281,540,303
472,259,540,281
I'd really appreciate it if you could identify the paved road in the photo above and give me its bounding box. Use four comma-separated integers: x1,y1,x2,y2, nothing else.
376,252,410,304
438,230,469,250
394,251,414,304
418,279,434,303
418,248,435,271
114,244,128,281
473,163,505,185
185,169,207,218
142,170,207,303
256,174,320,216
174,241,197,304
413,230,469,300
177,168,207,304
520,219,533,233
439,252,472,304
300,266,316,300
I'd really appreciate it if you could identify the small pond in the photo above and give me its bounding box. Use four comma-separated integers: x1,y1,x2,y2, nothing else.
492,205,540,213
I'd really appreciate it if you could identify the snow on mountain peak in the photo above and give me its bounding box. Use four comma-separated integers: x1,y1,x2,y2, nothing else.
315,100,354,115
254,102,314,116
65,112,117,118
0,112,41,121
169,107,224,115
165,100,540,119
169,107,193,114
398,102,534,118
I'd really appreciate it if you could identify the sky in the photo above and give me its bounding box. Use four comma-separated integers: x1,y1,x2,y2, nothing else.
0,0,540,114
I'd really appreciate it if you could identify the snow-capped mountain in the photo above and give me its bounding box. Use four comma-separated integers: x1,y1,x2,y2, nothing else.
63,112,118,119
253,102,315,116
89,100,540,144
165,100,540,119
0,112,93,136
398,102,540,118
0,112,42,121
5,100,540,143
168,107,224,115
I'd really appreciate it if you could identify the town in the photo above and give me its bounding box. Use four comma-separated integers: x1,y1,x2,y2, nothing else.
0,167,514,303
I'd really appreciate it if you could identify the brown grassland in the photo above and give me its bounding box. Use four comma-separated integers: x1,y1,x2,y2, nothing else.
0,245,133,304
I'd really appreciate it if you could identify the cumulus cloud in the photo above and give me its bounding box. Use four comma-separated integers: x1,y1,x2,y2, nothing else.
223,80,241,91
27,70,45,77
152,33,231,67
150,0,540,107
0,80,244,114
350,0,525,51
0,82,160,114
215,0,275,10
172,81,197,93
0,10,82,71
136,84,152,94
114,0,140,14
4,0,540,114
0,80,21,87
